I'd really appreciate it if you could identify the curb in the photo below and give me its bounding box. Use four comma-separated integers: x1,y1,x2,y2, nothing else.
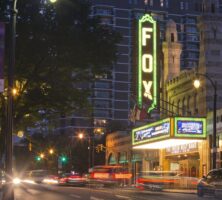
163,189,197,194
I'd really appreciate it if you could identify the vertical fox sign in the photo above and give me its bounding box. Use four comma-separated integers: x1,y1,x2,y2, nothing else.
137,14,157,113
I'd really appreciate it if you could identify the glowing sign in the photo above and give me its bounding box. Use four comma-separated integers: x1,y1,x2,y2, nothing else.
138,14,157,113
132,118,171,145
132,117,206,147
174,117,206,138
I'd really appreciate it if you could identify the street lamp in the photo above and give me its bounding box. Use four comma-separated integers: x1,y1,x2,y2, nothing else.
49,148,54,155
193,73,217,169
78,132,94,170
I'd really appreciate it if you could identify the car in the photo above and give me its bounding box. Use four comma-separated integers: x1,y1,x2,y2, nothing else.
136,171,198,191
28,170,49,183
58,172,86,186
197,168,222,198
42,175,59,184
89,165,132,187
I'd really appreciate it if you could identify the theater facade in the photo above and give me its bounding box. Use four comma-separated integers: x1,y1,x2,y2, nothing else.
132,117,209,177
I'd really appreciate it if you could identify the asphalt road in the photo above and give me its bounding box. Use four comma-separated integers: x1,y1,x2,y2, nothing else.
11,183,218,200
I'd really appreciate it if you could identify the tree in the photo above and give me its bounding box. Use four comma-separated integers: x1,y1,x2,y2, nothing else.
3,0,121,132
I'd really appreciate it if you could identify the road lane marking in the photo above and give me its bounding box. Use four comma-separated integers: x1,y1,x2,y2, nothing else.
115,195,132,199
27,189,40,195
69,194,81,199
90,196,104,200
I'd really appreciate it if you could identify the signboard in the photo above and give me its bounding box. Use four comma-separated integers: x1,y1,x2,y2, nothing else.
165,142,199,155
0,22,5,92
137,14,157,113
174,117,206,138
132,118,171,145
132,117,206,147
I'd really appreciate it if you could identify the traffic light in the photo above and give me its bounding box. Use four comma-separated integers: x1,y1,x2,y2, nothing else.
35,156,41,161
60,155,68,163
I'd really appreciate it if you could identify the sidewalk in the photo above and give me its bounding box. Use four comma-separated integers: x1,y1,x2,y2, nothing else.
163,189,196,194
121,185,197,194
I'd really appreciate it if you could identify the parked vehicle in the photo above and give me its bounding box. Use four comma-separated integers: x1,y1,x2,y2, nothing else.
197,168,222,198
58,172,86,186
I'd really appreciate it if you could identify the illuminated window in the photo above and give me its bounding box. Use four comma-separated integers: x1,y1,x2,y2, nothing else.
180,1,184,10
160,0,164,7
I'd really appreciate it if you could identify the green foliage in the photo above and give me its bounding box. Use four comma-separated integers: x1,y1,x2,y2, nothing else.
3,0,121,132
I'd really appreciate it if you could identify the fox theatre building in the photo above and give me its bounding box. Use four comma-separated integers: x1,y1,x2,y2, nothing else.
132,117,209,178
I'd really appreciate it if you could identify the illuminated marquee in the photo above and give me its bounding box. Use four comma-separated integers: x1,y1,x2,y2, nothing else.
132,117,206,147
132,118,171,145
174,117,206,138
138,14,157,113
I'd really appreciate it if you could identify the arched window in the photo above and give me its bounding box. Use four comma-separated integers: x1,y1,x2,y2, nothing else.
194,93,198,114
171,101,174,115
182,97,186,115
187,96,190,114
171,33,174,42
177,99,181,115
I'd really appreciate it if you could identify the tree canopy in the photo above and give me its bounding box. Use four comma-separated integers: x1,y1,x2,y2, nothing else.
3,0,121,132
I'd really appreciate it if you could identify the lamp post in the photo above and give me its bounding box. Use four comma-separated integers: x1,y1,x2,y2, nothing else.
193,73,217,169
78,133,94,170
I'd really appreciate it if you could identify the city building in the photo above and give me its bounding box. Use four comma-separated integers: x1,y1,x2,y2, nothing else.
89,0,206,132
106,0,222,179
53,0,222,137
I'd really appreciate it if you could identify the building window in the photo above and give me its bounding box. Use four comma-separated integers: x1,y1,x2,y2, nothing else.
211,3,215,13
182,97,186,115
185,2,189,10
194,93,198,114
177,99,181,115
171,101,175,115
187,96,190,114
160,0,164,7
171,33,174,42
211,50,220,56
180,1,184,10
150,0,153,6
166,0,168,8
213,28,217,40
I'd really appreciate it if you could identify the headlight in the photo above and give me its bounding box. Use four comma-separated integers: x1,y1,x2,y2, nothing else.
13,178,21,185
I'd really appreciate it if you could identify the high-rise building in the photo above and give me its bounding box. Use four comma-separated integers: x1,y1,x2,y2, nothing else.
61,0,222,135
88,0,220,130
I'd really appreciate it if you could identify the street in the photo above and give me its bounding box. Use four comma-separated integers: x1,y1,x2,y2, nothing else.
10,183,216,200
